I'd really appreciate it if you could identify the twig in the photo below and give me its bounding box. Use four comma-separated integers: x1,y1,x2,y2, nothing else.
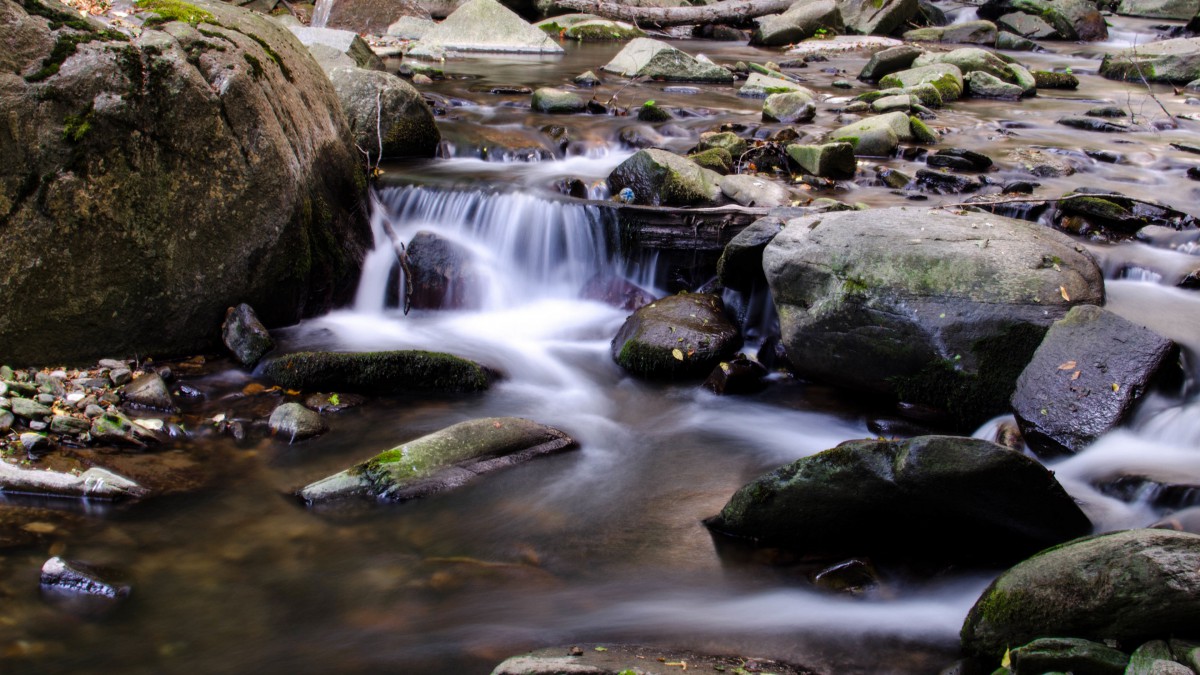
1124,38,1178,129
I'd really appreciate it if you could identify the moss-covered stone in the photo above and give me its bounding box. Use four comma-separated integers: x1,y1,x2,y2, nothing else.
606,148,723,207
879,63,965,101
687,147,733,174
261,350,494,395
611,293,741,380
1033,70,1079,88
564,18,645,41
908,116,938,143
1008,638,1130,675
136,0,216,26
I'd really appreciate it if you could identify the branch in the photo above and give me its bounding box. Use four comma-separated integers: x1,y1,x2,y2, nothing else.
541,0,794,27
1124,38,1178,129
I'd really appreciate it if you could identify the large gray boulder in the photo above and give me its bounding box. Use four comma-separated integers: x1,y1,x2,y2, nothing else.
978,0,1107,40
317,0,431,33
1116,0,1199,19
601,37,734,82
706,435,1091,565
838,0,919,35
962,529,1200,660
0,0,370,365
762,207,1105,427
1101,38,1200,84
405,231,482,310
1012,305,1176,456
717,216,785,291
751,0,844,46
606,149,723,206
328,67,440,161
859,44,922,81
260,350,494,394
610,293,741,379
408,0,563,56
298,417,576,503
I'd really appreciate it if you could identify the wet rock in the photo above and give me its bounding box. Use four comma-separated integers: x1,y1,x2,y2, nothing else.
121,373,175,412
303,392,367,413
0,410,12,433
719,175,792,208
702,356,769,395
601,37,734,83
1007,148,1076,177
706,435,1090,565
387,15,437,39
405,230,482,310
20,432,50,454
879,63,965,101
531,87,586,114
561,18,645,41
90,412,144,447
611,293,741,380
903,20,998,44
290,27,385,70
928,148,993,171
763,207,1104,427
222,304,274,368
998,11,1058,38
0,460,147,500
979,0,1107,40
327,66,441,160
1126,640,1187,675
829,111,915,156
260,351,493,395
11,397,51,420
1034,69,1080,89
717,216,785,291
1101,37,1200,84
574,70,602,87
876,166,913,188
966,70,1024,98
40,556,130,616
696,131,749,158
579,275,655,311
810,558,880,595
408,0,562,57
109,368,133,386
838,0,919,36
606,149,723,207
913,47,1015,82
1116,0,1198,19
738,72,811,98
50,414,90,436
871,93,916,112
961,529,1200,660
687,147,734,174
0,505,81,550
269,402,328,443
859,45,923,82
914,169,981,193
1008,637,1131,675
298,417,576,503
763,91,817,123
1057,116,1131,132
787,142,858,179
493,645,809,675
996,30,1040,50
1055,190,1197,240
751,0,844,46
636,101,672,122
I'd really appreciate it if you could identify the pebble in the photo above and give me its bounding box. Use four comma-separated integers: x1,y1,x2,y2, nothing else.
412,74,433,85
97,359,127,370
832,79,852,88
36,393,55,405
20,432,50,453
84,404,107,418
109,368,133,386
0,410,13,432
663,86,700,94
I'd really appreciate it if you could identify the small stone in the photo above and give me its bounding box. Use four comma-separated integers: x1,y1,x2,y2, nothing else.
269,402,328,443
40,556,131,615
97,359,127,370
11,397,51,420
1057,116,1130,132
531,87,586,114
50,415,92,436
412,73,433,85
574,70,602,87
109,368,132,386
1033,70,1079,89
222,304,275,367
928,147,993,171
121,373,175,411
35,393,55,405
832,79,852,88
702,357,769,395
20,432,50,453
84,404,106,418
0,411,13,432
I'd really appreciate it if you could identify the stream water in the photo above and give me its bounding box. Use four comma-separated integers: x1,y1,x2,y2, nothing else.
4,13,1200,675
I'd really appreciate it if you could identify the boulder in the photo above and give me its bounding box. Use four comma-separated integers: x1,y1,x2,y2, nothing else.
387,15,437,38
606,149,724,207
0,460,147,500
319,0,431,33
717,215,785,291
739,72,812,97
998,11,1059,38
978,0,1107,40
601,38,734,82
298,417,576,503
696,131,748,158
268,402,328,442
531,87,586,113
871,93,915,112
260,350,494,395
610,293,741,379
838,0,919,35
912,47,1015,81
1116,0,1199,19
327,67,440,161
1101,38,1200,84
1012,305,1176,456
858,44,923,82
902,20,998,44
878,63,964,100
562,18,645,41
1008,638,1131,675
828,111,915,156
407,0,563,56
763,91,816,123
787,142,857,179
720,175,794,207
405,231,482,310
287,26,384,70
966,70,1024,98
961,529,1200,660
11,397,51,420
222,304,274,367
762,207,1105,427
751,0,844,46
121,373,175,411
688,147,734,173
705,435,1091,565
0,0,371,366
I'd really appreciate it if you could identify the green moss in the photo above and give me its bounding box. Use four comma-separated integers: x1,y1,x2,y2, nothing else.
136,0,214,25
243,52,263,79
243,32,292,82
261,350,493,395
909,116,938,144
21,0,95,30
62,110,92,142
1061,196,1133,223
688,147,733,174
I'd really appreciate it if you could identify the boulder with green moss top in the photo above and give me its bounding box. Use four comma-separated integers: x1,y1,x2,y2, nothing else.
912,47,1016,81
787,142,857,179
0,459,148,501
763,207,1104,427
739,72,813,98
601,37,734,82
838,0,919,35
1006,638,1131,675
978,0,1107,40
828,111,914,156
0,0,370,366
1116,0,1199,19
961,529,1200,660
562,18,645,40
706,435,1090,565
606,149,724,207
903,20,998,44
531,87,586,113
407,0,562,57
696,131,749,158
751,0,843,46
879,63,964,100
533,12,600,33
610,293,741,379
328,66,441,160
297,417,576,504
720,174,795,208
260,350,494,395
908,115,938,143
1033,69,1079,88
966,70,1024,98
1100,37,1200,84
687,147,733,174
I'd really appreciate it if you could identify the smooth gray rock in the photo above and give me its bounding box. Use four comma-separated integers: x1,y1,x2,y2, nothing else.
387,15,437,39
763,91,816,122
20,432,50,453
966,70,1024,98
752,0,844,46
269,402,328,442
739,72,812,97
50,415,91,436
903,19,998,44
998,11,1058,38
222,303,274,367
601,38,734,82
1101,38,1200,84
859,44,923,81
717,216,785,291
879,63,965,100
288,26,384,69
0,411,12,432
611,293,741,379
408,0,562,56
787,142,857,178
531,87,586,113
913,47,1015,81
318,0,430,33
1116,0,1199,19
838,0,919,35
0,460,146,500
405,231,482,310
11,397,51,420
719,174,793,207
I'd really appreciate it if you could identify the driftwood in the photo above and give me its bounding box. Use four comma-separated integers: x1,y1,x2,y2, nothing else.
540,0,794,27
606,202,770,251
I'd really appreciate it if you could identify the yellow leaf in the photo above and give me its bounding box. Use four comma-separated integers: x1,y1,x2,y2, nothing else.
1058,361,1077,370
1001,648,1011,668
1060,286,1070,301
1112,383,1120,392
671,348,684,361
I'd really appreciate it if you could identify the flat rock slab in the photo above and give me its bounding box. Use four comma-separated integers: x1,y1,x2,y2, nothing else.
260,350,493,395
492,644,813,675
299,417,576,504
787,35,903,57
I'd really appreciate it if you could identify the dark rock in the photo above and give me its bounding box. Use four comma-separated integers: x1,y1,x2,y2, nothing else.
839,0,919,35
1012,305,1176,455
751,0,844,46
269,402,328,442
611,293,741,380
606,149,723,207
321,0,430,34
1127,640,1183,675
20,432,50,454
90,412,144,447
810,558,879,595
579,275,655,311
636,102,672,122
859,45,923,82
915,169,981,193
978,0,1107,40
706,435,1091,565
961,529,1200,660
222,304,274,368
1055,190,1198,241
298,417,576,503
1034,69,1080,89
405,231,481,310
996,30,1040,50
573,70,602,87
11,397,51,420
1008,637,1130,675
717,216,785,291
1058,116,1131,132
328,66,441,161
927,148,993,171
1095,474,1200,511
1087,106,1129,118
50,414,91,436
260,351,493,395
492,644,808,675
109,368,133,386
702,356,769,395
121,373,175,411
40,556,130,616
601,37,733,82
1008,148,1076,177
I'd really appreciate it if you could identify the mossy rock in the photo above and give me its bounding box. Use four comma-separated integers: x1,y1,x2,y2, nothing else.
563,18,645,41
611,293,741,380
260,350,494,395
687,147,734,174
606,148,723,206
1033,69,1079,89
880,63,965,101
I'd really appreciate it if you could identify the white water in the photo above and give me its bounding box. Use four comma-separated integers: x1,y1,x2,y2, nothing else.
310,0,332,28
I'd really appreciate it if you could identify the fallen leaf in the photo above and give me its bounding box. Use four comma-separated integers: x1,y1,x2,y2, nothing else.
1058,361,1077,370
671,348,684,361
493,421,503,428
594,646,607,652
1060,286,1070,301
242,383,265,396
1070,371,1081,380
1112,383,1120,392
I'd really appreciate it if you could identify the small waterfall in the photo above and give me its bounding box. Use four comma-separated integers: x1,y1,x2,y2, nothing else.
310,0,333,27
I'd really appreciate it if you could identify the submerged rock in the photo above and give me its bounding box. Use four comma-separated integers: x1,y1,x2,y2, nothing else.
966,70,1024,98
606,149,723,207
579,275,655,311
610,293,741,380
298,417,576,503
702,356,769,395
222,304,275,368
561,18,645,41
405,230,482,311
40,556,131,616
706,435,1091,565
601,38,734,82
961,529,1200,660
408,0,563,56
260,351,494,395
289,26,385,70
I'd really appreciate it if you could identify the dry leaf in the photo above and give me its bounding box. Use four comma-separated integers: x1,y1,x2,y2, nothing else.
1060,286,1070,301
671,348,684,361
1111,383,1120,392
1058,361,1077,370
1070,371,1081,380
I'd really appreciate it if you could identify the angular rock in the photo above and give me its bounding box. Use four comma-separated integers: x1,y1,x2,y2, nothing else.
706,435,1091,565
751,0,844,46
260,351,493,395
269,402,328,442
20,432,50,453
687,147,734,174
289,26,384,70
40,556,130,616
913,47,1014,81
702,356,769,395
408,0,563,55
531,87,586,113
838,0,919,36
997,11,1058,38
915,168,980,193
927,147,993,171
763,207,1104,427
996,30,1041,51
328,67,440,160
966,70,1024,98
1100,37,1200,84
961,529,1200,660
696,131,748,158
121,373,174,411
50,414,91,436
829,111,914,156
720,175,793,208
405,231,482,310
1012,305,1176,455
1009,638,1131,675
298,417,576,503
387,15,437,39
1057,116,1130,133
611,293,741,379
858,44,922,82
787,142,857,179
11,397,51,420
879,63,965,100
0,411,12,433
717,216,785,291
763,91,817,123
601,38,734,82
739,72,812,98
320,0,430,33
0,460,147,500
979,0,1106,40
222,303,274,367
1116,0,1199,19
606,149,723,207
493,645,807,675
903,20,998,44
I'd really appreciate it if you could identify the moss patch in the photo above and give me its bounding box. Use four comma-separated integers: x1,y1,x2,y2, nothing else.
243,32,292,82
62,109,92,143
261,350,494,395
25,30,129,83
136,0,215,26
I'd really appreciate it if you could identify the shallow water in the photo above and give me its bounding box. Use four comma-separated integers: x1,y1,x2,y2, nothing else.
4,12,1200,675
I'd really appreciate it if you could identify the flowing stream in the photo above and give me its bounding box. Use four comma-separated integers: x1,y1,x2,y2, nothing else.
5,13,1200,675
